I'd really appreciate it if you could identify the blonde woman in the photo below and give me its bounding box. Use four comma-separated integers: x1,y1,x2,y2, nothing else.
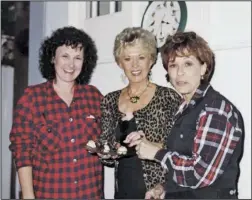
98,27,182,199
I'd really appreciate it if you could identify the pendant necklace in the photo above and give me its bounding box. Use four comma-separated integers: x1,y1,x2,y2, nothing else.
127,82,150,103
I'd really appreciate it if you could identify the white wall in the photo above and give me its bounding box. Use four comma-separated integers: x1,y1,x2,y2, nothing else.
28,1,87,86
28,1,46,85
1,66,14,199
83,2,135,65
212,47,251,199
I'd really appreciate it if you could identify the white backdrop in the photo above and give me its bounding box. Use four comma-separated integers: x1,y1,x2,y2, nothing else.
1,66,15,198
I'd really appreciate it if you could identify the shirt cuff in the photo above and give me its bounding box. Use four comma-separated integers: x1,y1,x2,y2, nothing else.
15,159,33,170
155,149,168,161
154,149,172,172
14,153,33,170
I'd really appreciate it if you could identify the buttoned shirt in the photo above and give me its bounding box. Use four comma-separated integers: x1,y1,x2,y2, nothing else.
9,81,103,199
155,84,243,189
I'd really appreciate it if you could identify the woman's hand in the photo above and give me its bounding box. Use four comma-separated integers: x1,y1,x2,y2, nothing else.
97,152,113,159
135,137,161,160
123,130,145,145
124,131,162,160
145,184,165,199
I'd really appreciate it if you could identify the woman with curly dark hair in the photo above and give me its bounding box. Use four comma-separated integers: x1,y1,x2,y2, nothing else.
9,26,104,199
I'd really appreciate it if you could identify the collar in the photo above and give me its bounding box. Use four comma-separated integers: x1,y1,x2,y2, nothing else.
45,80,82,101
188,83,211,108
175,83,211,117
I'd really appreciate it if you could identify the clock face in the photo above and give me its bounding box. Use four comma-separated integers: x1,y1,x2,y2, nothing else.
141,1,187,49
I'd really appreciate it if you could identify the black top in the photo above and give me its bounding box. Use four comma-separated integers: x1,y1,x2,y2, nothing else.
99,85,182,192
115,118,146,198
115,117,137,157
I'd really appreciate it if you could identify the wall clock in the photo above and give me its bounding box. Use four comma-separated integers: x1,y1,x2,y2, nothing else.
141,1,187,49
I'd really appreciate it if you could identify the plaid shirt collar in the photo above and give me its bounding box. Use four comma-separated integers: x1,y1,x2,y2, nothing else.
189,83,211,107
45,80,83,101
175,83,211,117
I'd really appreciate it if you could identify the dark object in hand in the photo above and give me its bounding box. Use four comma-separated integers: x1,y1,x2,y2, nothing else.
116,117,137,157
83,140,118,156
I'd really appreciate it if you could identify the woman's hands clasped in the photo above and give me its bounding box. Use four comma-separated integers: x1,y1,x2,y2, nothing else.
123,131,162,160
145,184,165,199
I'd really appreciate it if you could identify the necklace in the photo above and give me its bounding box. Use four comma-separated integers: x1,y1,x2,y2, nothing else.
127,82,150,103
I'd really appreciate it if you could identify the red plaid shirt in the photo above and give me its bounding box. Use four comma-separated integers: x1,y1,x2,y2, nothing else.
9,81,104,199
155,84,243,189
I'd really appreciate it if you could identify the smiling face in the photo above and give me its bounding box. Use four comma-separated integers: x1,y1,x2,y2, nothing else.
52,45,84,84
118,41,154,84
167,54,207,101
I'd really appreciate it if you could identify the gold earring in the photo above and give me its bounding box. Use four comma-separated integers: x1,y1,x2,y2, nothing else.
148,71,152,81
120,73,128,84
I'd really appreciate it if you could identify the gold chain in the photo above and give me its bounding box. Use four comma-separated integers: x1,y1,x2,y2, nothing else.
127,82,150,103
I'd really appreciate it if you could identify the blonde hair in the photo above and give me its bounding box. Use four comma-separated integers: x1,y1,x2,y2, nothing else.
113,27,157,64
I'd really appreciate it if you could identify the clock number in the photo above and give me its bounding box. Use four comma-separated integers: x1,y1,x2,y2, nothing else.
149,21,155,27
172,9,178,16
161,20,170,25
159,37,164,43
156,4,162,10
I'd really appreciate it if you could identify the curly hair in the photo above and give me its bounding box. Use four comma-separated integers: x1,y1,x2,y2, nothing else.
39,26,98,84
161,31,215,83
113,27,157,65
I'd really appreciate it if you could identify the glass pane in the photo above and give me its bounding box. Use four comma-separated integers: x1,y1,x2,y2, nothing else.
97,1,110,16
115,1,122,12
86,2,92,18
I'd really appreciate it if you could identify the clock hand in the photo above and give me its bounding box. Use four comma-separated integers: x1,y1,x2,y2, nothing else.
160,24,163,36
157,13,167,36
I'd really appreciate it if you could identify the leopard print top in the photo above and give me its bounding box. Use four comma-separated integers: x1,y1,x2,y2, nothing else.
99,84,182,190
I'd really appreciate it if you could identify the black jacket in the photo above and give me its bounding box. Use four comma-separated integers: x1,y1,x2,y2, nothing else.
155,84,244,198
